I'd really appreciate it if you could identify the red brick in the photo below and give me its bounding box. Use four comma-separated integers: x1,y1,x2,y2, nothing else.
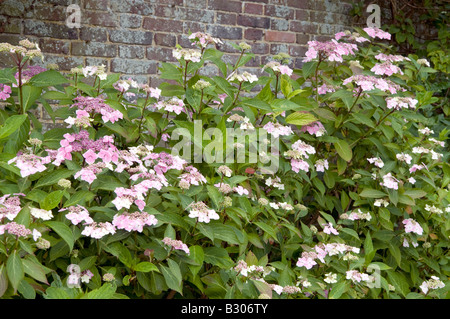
237,15,270,29
288,44,307,58
216,12,237,25
154,33,177,47
295,9,309,21
244,3,264,15
286,0,310,9
83,11,117,27
143,17,184,33
290,21,317,34
208,0,242,13
244,28,264,41
265,31,296,43
264,5,295,20
38,39,70,55
147,47,176,62
84,0,109,10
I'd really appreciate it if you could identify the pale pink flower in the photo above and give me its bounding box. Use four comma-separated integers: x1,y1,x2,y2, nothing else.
323,223,339,235
403,218,423,235
363,27,391,40
380,173,398,190
162,237,190,255
0,84,12,100
112,211,158,232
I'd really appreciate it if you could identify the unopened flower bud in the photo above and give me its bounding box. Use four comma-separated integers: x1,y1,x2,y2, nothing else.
103,273,115,282
36,238,51,250
58,179,72,189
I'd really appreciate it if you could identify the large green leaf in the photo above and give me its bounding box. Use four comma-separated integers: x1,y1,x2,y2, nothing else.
29,70,68,87
21,85,43,113
45,221,74,252
333,139,352,162
6,251,24,294
285,111,317,126
0,114,27,140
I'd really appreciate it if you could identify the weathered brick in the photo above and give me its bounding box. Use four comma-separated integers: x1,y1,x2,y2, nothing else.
155,6,215,24
110,0,154,15
24,20,78,39
295,9,309,21
143,17,184,33
216,12,237,25
109,30,153,45
244,28,264,41
290,20,318,34
38,39,70,55
85,57,109,69
80,26,108,42
237,15,270,29
84,0,109,11
154,33,177,47
286,0,310,9
208,0,242,13
38,55,84,71
183,21,205,34
25,5,65,22
120,14,143,29
0,17,21,34
147,47,176,62
264,5,295,19
183,0,207,8
288,44,307,58
111,58,158,74
270,43,289,55
265,30,296,43
206,25,242,40
119,45,146,59
249,42,270,55
83,11,118,27
244,3,264,15
271,18,289,31
296,33,309,45
72,41,117,57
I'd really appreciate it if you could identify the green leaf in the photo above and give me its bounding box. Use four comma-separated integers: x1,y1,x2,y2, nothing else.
241,98,272,112
22,257,49,284
63,190,95,207
0,114,28,139
387,271,409,297
18,280,36,299
189,245,204,277
6,251,24,294
206,185,222,210
40,190,64,210
285,111,317,126
0,265,8,298
45,221,74,252
21,85,43,113
0,67,17,85
29,70,68,87
333,139,352,162
328,280,349,299
135,262,159,273
302,61,318,78
34,169,74,188
84,283,116,299
360,188,387,198
159,62,182,83
160,259,183,295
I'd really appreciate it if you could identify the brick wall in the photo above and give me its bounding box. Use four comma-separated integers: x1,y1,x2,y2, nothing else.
0,0,356,85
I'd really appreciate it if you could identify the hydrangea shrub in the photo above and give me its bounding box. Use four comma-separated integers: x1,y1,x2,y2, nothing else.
0,29,448,299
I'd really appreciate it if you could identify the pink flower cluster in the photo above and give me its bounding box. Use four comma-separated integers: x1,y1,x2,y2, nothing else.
262,61,293,76
0,194,23,221
71,96,123,124
81,221,116,239
154,97,185,115
318,83,336,95
263,122,293,138
112,211,158,232
303,39,358,63
386,97,418,110
0,84,11,100
14,65,46,86
343,75,404,94
371,61,403,76
402,218,423,235
296,243,360,270
300,121,326,137
61,205,93,225
52,131,118,167
8,153,51,178
0,222,31,238
363,27,391,40
162,237,190,255
187,201,219,223
188,32,222,48
178,166,207,189
380,173,399,190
